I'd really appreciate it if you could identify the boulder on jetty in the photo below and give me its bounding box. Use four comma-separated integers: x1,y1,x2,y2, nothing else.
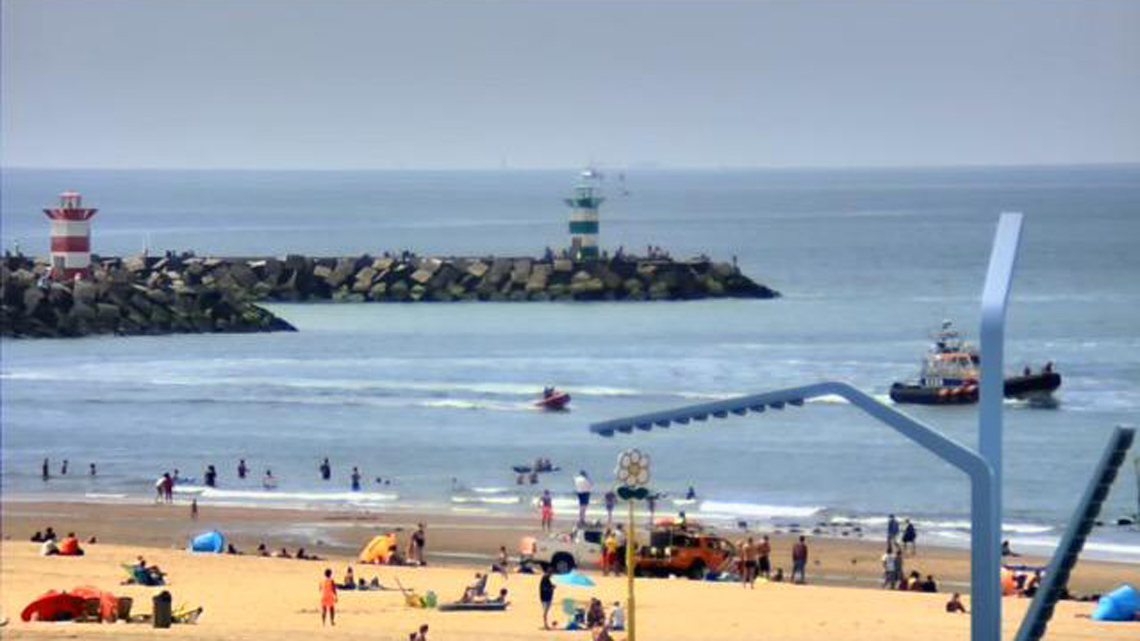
1,255,296,339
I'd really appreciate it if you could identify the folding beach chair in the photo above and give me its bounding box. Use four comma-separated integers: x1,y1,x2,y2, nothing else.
172,603,203,624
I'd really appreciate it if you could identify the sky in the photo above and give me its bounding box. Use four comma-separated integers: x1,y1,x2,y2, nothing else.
2,0,1138,170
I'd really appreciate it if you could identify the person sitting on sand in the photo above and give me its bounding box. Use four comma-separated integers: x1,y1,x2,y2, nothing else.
490,588,509,604
772,567,784,582
921,574,938,593
461,572,488,603
609,602,625,630
592,625,616,641
227,543,241,555
274,547,292,559
492,545,510,578
1001,539,1019,557
586,598,606,629
340,566,356,590
30,531,44,543
40,536,60,556
413,624,429,641
908,571,924,591
257,543,269,557
59,532,84,556
946,593,967,613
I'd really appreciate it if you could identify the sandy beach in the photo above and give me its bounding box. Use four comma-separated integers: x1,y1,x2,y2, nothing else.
2,500,1137,640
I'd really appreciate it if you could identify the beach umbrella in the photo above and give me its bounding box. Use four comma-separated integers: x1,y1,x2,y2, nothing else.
552,571,596,588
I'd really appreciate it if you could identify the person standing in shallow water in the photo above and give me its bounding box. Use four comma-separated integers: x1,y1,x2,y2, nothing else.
42,458,50,481
89,463,97,477
350,467,361,491
237,459,248,479
319,568,338,626
320,458,331,481
61,459,69,475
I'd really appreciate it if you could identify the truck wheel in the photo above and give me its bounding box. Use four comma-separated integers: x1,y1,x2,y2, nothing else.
687,561,706,580
553,553,576,574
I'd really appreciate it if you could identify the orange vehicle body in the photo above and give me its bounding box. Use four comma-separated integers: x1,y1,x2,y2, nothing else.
634,524,735,579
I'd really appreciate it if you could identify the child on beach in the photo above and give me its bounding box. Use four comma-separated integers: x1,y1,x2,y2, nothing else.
320,568,338,626
540,566,556,630
946,593,967,613
541,490,554,532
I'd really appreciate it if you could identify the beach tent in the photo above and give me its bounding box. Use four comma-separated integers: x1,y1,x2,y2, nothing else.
1091,584,1139,622
189,530,226,553
21,591,86,622
359,533,397,564
70,586,119,622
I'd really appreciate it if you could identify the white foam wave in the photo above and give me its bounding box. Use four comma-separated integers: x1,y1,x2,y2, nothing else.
697,501,824,519
450,495,521,505
175,486,398,502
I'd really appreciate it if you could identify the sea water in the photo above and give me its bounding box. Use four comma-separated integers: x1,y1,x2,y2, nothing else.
2,166,1139,561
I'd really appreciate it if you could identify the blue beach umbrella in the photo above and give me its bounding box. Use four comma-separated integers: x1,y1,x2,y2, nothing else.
552,571,596,588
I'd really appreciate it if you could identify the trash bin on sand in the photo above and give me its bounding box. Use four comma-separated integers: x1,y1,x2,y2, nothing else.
152,590,172,629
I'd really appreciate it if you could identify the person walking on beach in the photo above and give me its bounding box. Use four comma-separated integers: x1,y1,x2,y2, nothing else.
574,471,593,525
887,514,899,552
191,498,198,520
539,566,556,630
320,568,338,626
237,459,248,479
757,535,772,579
411,523,426,566
604,490,617,526
42,458,50,481
320,458,331,481
540,490,554,532
902,519,917,556
791,536,808,584
350,467,361,491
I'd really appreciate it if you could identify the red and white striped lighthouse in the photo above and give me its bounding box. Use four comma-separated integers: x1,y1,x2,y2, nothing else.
43,191,97,280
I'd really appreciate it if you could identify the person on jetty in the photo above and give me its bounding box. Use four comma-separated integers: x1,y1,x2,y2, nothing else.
946,592,968,613
574,471,593,525
791,536,808,584
320,457,331,481
320,568,338,626
541,490,554,532
539,566,556,630
237,459,248,479
351,467,362,491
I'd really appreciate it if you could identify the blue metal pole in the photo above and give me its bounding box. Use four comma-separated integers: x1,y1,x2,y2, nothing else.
977,212,1023,641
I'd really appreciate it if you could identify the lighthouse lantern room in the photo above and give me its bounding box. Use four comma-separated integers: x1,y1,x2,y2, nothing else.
43,191,97,280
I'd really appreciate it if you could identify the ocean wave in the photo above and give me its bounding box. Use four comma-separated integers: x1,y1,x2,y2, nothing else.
697,501,825,519
450,495,521,505
174,486,398,502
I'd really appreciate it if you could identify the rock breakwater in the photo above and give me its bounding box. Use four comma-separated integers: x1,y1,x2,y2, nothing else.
1,252,778,338
1,256,296,338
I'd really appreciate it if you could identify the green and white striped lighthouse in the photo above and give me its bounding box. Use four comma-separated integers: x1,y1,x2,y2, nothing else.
564,168,605,260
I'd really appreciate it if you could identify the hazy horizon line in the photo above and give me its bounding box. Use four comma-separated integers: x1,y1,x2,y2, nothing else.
4,161,1139,173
